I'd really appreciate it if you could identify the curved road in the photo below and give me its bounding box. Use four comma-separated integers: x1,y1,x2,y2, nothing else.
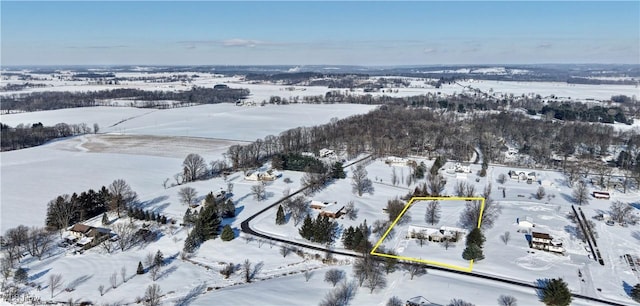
239,156,627,306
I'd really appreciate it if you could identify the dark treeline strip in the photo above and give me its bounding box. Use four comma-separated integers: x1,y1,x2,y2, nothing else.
1,86,250,112
0,122,93,151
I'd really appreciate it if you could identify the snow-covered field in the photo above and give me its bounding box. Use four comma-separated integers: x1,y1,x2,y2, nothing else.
3,70,637,105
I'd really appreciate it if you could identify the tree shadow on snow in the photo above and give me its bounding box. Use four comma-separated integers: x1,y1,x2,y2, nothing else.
559,193,575,204
563,225,579,239
174,282,207,306
157,265,178,281
631,231,640,242
631,202,640,210
28,268,50,282
164,252,180,266
133,195,169,210
623,281,634,296
535,278,549,300
66,274,92,290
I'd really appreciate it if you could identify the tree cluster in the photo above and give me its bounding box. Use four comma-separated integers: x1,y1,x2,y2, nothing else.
342,220,372,253
45,186,112,230
1,86,250,112
298,214,339,245
183,200,222,253
126,207,168,224
1,122,93,151
462,228,485,261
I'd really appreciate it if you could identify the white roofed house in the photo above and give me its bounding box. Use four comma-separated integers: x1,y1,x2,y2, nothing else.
319,148,336,158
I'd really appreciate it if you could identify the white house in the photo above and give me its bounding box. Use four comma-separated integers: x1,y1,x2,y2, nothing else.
406,225,466,242
517,217,535,229
319,148,336,158
385,156,409,165
446,163,471,174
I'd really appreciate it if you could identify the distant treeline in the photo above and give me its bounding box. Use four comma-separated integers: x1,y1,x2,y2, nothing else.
0,122,93,151
1,86,250,112
538,103,631,124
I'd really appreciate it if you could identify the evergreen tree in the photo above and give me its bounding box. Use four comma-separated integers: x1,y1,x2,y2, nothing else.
137,261,144,274
465,228,486,248
183,231,199,253
222,199,236,218
342,226,355,249
14,267,28,284
160,215,168,224
298,215,314,240
101,213,109,225
196,201,222,240
330,162,346,179
275,205,286,225
144,211,151,221
541,278,572,306
183,208,193,225
221,225,234,241
153,250,164,267
631,283,640,303
462,244,484,261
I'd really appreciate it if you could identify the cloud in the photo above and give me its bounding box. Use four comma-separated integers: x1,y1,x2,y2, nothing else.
537,43,553,49
67,45,128,49
221,38,264,48
423,47,437,54
178,38,279,49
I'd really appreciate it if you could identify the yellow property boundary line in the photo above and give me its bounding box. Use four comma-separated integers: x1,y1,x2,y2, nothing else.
370,196,486,272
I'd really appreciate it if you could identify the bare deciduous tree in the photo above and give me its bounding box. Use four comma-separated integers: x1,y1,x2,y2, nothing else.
404,262,427,280
286,195,309,226
500,231,511,245
535,186,546,200
46,195,75,231
497,295,517,306
352,164,374,196
459,198,501,230
345,200,358,220
110,271,118,288
364,264,386,293
427,173,446,196
48,273,63,298
319,280,358,306
182,153,207,182
610,201,637,224
251,183,267,201
279,245,291,258
112,222,137,251
220,262,236,279
242,259,263,283
98,284,105,296
572,182,590,206
387,296,403,306
497,173,507,184
178,187,198,206
143,283,162,306
109,179,138,217
425,201,441,225
304,270,313,282
26,227,54,260
324,269,345,287
121,266,127,283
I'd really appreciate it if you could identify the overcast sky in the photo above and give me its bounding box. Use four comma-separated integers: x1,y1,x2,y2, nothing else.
1,1,638,66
